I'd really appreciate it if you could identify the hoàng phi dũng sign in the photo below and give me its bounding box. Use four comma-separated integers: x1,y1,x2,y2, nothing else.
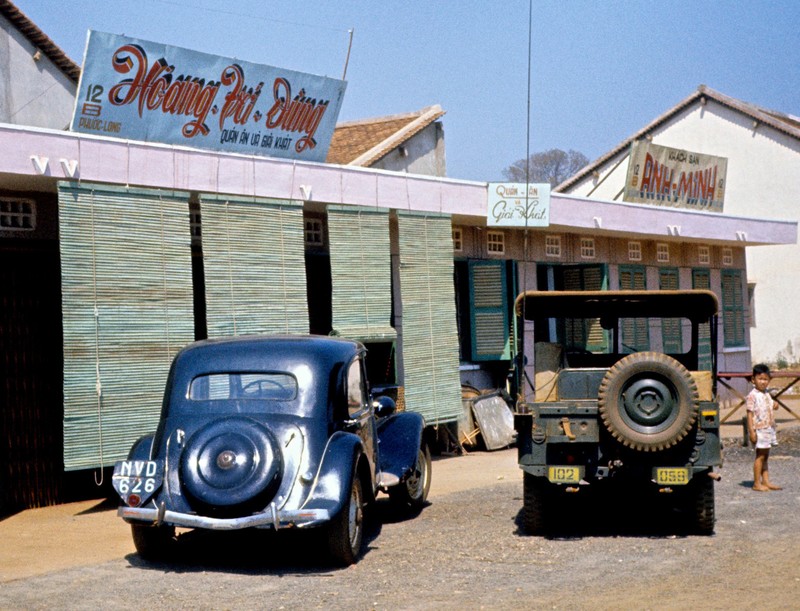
70,31,347,163
624,141,727,212
487,183,550,227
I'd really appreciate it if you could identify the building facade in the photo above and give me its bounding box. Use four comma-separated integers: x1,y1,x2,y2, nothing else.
559,85,800,365
0,5,796,513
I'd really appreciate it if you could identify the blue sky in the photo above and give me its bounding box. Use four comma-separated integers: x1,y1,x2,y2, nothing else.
14,0,799,182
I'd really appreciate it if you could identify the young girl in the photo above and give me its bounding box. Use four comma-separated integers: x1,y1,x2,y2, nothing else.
746,363,782,491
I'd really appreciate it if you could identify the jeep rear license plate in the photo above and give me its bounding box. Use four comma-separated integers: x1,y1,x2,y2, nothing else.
112,460,163,505
654,467,690,485
547,466,583,484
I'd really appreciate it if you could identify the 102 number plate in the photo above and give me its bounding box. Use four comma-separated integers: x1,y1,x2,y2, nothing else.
547,465,583,484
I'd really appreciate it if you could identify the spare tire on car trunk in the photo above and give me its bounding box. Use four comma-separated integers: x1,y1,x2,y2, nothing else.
181,416,283,513
598,352,698,452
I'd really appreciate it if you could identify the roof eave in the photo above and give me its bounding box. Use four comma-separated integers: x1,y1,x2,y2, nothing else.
349,105,445,167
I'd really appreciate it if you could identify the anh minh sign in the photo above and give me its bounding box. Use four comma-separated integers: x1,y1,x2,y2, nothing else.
487,183,550,227
71,31,346,162
624,141,727,212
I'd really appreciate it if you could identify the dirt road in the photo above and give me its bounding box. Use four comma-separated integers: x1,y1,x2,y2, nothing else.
2,424,800,610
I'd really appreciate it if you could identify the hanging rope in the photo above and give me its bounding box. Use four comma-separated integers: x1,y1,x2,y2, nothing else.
89,189,104,485
158,193,172,359
223,199,237,335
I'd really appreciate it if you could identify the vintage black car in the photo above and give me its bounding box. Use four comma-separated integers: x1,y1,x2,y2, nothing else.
112,335,431,566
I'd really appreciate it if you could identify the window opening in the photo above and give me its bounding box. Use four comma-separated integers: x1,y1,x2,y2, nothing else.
0,198,36,230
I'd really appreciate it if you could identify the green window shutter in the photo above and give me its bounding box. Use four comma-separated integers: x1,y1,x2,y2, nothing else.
397,212,462,424
199,195,308,336
327,206,396,342
559,265,608,352
468,260,509,361
58,183,194,470
721,269,745,347
692,269,713,369
659,268,683,353
619,265,649,351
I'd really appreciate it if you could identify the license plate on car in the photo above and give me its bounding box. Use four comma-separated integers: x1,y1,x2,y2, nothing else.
547,466,583,484
654,467,690,485
112,460,163,504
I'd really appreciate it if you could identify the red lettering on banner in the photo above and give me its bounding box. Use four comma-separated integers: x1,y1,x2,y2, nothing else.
218,64,263,129
103,45,334,151
107,44,220,138
266,77,329,153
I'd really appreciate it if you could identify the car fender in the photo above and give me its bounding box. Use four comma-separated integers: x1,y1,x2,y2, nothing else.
377,411,425,482
127,434,155,461
301,431,367,517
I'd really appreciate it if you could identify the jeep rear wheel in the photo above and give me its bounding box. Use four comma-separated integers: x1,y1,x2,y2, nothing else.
522,473,549,535
598,352,698,452
691,475,715,535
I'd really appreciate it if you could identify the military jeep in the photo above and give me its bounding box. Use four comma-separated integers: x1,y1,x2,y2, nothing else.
513,290,721,535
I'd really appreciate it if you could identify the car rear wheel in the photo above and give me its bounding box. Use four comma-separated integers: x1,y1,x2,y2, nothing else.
131,523,175,560
326,475,364,566
389,444,432,511
522,473,550,535
598,352,699,452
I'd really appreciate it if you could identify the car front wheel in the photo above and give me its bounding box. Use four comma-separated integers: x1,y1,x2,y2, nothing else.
389,444,432,511
326,475,364,566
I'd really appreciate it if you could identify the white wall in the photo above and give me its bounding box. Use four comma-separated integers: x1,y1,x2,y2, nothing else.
566,99,800,364
0,13,77,129
370,122,446,177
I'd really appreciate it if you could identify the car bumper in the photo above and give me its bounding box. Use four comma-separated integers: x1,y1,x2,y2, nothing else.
118,502,331,531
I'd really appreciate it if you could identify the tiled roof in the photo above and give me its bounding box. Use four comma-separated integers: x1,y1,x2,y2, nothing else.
557,84,800,192
327,105,445,166
0,0,80,83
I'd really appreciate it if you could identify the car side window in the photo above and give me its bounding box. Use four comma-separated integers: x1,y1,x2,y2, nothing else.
346,359,367,418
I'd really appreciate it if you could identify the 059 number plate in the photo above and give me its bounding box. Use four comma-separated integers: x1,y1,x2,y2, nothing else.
547,465,583,484
654,467,690,485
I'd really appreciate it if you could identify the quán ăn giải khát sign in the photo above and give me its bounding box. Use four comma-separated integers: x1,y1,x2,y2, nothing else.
486,182,551,227
70,31,347,163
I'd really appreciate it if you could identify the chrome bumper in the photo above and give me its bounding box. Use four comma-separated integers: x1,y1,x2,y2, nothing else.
118,502,330,531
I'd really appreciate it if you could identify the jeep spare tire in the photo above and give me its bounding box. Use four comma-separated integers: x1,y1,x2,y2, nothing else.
598,352,698,452
181,417,283,510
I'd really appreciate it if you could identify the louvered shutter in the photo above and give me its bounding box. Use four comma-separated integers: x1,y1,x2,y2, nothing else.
58,183,194,470
659,268,683,353
397,212,462,424
199,195,308,337
692,269,713,369
469,260,509,360
560,265,607,352
327,206,396,342
721,269,745,347
619,265,650,351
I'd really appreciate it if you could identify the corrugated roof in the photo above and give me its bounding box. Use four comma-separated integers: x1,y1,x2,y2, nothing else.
557,85,800,193
0,0,81,83
326,105,445,166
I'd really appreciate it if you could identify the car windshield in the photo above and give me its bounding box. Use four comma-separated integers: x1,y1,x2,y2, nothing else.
189,372,297,401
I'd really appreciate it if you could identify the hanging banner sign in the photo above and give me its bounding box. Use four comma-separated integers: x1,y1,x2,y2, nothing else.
70,31,347,163
486,182,550,227
623,141,727,212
